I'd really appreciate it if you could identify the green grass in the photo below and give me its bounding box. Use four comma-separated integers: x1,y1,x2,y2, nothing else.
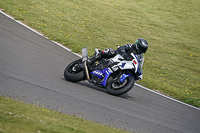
0,0,199,108
0,96,130,133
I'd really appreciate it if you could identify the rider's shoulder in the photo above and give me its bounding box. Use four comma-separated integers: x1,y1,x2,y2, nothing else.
124,43,132,48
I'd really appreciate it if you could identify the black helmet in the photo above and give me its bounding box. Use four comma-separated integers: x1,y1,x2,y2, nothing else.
135,38,148,54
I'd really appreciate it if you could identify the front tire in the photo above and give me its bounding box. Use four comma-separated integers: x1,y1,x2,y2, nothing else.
64,59,86,82
106,76,135,96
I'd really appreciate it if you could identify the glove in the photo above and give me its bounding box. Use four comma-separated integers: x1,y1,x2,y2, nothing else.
117,46,133,60
124,56,133,61
122,53,133,61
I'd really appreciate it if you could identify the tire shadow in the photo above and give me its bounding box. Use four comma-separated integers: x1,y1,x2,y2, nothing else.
77,81,133,99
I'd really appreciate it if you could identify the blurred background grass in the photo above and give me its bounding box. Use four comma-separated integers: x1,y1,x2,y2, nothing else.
0,0,199,107
0,96,130,133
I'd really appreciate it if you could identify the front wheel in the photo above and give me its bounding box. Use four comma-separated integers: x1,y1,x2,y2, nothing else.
106,76,135,96
64,59,86,82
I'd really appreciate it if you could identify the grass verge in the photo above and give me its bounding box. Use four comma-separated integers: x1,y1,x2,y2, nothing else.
0,0,199,108
0,96,130,133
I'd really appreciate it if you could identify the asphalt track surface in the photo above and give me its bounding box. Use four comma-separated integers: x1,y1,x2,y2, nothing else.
0,12,200,133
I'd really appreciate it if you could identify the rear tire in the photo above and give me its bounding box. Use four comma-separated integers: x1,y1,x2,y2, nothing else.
106,76,135,96
64,59,86,82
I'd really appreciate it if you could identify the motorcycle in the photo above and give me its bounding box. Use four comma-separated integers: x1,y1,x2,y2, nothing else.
64,47,144,96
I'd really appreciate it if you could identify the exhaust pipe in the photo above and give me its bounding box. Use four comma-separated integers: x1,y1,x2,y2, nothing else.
82,47,90,80
84,61,90,80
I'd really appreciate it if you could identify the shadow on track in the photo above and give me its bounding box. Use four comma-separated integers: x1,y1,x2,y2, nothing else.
64,79,134,99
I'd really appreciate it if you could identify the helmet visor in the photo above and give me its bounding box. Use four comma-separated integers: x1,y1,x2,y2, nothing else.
135,43,143,54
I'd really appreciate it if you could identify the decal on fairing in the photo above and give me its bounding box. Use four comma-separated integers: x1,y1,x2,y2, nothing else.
132,63,136,70
120,74,135,83
119,62,126,68
111,65,119,71
131,53,139,73
105,68,112,75
133,60,137,65
91,70,103,79
101,68,112,86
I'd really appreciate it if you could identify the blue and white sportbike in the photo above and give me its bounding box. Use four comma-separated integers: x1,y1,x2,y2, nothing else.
64,47,144,96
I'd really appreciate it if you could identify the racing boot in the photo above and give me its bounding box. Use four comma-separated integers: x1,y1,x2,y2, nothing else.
87,49,102,65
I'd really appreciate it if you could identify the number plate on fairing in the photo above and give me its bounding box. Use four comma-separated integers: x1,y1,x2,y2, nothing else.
91,70,103,79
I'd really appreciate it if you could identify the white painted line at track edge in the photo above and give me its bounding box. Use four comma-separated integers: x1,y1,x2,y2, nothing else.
1,10,199,111
135,83,200,110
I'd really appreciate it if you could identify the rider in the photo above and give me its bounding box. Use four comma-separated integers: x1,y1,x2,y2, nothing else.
87,38,149,80
88,38,148,63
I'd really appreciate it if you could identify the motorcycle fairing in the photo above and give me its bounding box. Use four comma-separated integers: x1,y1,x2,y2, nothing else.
101,68,112,86
91,68,135,87
90,68,112,87
90,53,143,86
91,69,104,79
120,73,135,83
110,54,139,73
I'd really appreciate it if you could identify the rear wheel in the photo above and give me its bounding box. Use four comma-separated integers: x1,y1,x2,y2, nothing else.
106,76,135,96
64,59,86,82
